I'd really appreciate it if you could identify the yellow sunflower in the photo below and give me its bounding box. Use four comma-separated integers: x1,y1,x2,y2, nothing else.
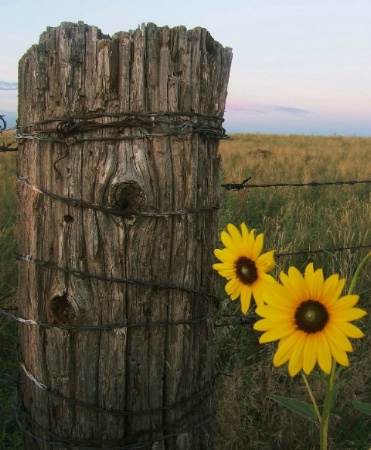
253,263,367,376
213,222,276,314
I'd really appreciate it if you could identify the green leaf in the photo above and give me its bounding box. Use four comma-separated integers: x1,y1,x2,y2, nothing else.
352,401,371,416
270,395,317,421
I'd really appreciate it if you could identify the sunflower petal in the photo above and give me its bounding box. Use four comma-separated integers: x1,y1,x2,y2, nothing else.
309,267,324,300
251,275,278,307
316,334,333,374
220,229,239,253
331,295,362,312
258,277,292,308
281,267,309,302
322,274,345,305
244,228,257,255
240,285,252,315
273,334,298,366
240,222,250,243
324,328,351,366
304,263,315,279
288,332,306,376
302,334,318,375
227,223,243,247
333,307,367,322
258,326,294,343
225,278,241,300
256,250,276,272
325,324,353,351
332,321,365,339
251,232,263,260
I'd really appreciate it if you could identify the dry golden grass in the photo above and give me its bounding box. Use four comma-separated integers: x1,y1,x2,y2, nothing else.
214,134,371,450
0,129,17,149
219,133,371,183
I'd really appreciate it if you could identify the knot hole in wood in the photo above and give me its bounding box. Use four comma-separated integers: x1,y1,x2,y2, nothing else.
111,180,146,222
50,293,79,325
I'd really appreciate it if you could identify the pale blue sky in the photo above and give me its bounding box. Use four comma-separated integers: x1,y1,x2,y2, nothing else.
1,0,370,135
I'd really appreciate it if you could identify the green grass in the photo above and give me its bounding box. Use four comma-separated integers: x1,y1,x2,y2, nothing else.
0,133,370,449
0,132,20,449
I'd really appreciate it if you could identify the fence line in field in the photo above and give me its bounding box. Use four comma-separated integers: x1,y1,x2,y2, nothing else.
2,119,371,259
221,177,371,190
1,140,370,431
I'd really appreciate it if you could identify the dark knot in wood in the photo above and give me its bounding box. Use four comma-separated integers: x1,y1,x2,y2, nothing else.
112,181,146,214
50,293,79,325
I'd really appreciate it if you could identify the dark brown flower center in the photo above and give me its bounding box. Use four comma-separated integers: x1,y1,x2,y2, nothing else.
295,299,329,333
234,256,258,285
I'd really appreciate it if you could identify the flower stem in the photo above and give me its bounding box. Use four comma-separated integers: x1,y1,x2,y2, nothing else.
320,360,337,450
302,373,321,422
348,252,371,295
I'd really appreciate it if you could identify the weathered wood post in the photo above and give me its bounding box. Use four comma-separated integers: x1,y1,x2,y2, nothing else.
17,22,232,449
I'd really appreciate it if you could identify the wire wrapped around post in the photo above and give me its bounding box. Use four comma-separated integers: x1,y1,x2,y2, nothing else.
16,21,232,450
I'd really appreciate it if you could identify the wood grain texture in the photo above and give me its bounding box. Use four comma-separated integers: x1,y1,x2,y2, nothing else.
17,22,232,449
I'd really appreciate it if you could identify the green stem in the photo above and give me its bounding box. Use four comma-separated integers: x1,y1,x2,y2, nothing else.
302,373,321,422
348,252,371,295
320,360,337,450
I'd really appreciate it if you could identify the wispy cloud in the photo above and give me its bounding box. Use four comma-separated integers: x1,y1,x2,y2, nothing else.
271,105,310,115
0,81,18,91
226,102,267,114
226,101,311,116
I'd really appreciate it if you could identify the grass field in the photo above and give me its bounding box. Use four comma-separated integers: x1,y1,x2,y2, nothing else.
215,134,371,450
0,132,370,449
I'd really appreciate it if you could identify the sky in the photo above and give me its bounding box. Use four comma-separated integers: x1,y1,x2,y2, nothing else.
1,0,370,136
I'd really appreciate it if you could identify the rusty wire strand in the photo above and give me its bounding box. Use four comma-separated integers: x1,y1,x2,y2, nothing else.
14,394,213,450
221,177,371,190
16,111,229,143
16,173,219,217
19,358,215,417
16,254,219,301
0,306,215,330
15,415,214,450
276,243,371,258
1,111,229,152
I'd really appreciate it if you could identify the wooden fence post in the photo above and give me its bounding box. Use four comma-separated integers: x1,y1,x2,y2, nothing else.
16,22,232,449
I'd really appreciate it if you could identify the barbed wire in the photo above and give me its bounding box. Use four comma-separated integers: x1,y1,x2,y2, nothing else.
16,173,219,217
15,394,214,450
221,177,371,190
276,243,371,258
16,254,219,302
19,358,215,417
0,114,6,131
1,111,229,153
15,342,215,448
0,306,215,330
